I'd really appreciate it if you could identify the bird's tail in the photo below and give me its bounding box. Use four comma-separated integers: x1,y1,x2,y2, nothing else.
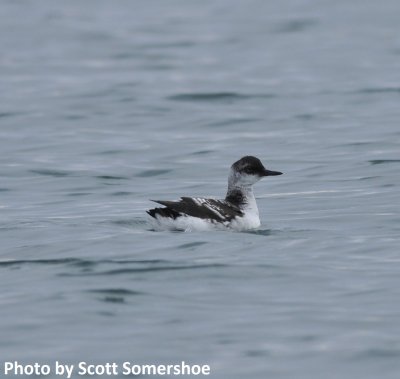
146,207,180,219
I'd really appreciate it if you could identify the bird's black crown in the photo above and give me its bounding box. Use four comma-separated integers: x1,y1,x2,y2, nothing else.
232,156,266,176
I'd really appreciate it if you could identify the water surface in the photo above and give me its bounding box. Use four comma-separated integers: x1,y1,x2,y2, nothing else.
1,0,400,378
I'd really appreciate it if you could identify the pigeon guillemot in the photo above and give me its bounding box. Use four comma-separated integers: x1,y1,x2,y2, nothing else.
147,156,282,231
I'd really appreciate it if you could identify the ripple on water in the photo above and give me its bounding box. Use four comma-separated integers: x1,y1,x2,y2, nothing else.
167,92,275,103
57,261,228,277
274,18,318,33
207,118,260,128
135,169,172,177
242,229,274,236
87,288,143,296
88,288,144,304
352,347,400,360
95,149,134,155
356,87,400,94
95,175,128,180
295,113,315,120
30,169,72,177
0,258,186,275
245,349,270,357
0,112,24,119
106,264,225,276
190,150,214,156
110,218,148,227
67,192,92,197
0,258,95,268
369,159,400,165
177,241,208,249
110,191,133,196
0,259,152,269
63,114,86,120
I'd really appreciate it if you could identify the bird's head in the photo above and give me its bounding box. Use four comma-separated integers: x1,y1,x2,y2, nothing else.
229,156,283,187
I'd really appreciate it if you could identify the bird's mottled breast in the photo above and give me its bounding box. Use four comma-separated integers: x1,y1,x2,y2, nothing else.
225,189,246,207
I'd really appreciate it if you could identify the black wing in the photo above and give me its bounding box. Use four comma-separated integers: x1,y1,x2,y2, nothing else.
147,197,243,222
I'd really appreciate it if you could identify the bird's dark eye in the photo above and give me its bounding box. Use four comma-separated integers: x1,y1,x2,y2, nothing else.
244,167,253,174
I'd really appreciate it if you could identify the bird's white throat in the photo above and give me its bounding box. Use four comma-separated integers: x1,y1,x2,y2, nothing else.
226,169,260,228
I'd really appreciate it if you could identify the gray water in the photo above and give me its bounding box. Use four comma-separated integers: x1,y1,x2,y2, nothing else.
1,0,400,378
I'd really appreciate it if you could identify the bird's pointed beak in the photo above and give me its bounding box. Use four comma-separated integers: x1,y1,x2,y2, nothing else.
262,169,283,176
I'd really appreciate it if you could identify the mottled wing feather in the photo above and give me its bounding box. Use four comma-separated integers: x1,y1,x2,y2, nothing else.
149,197,243,222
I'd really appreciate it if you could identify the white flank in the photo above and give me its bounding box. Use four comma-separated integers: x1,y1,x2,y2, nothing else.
149,214,229,232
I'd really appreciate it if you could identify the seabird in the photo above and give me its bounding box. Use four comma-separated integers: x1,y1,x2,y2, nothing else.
147,156,283,231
